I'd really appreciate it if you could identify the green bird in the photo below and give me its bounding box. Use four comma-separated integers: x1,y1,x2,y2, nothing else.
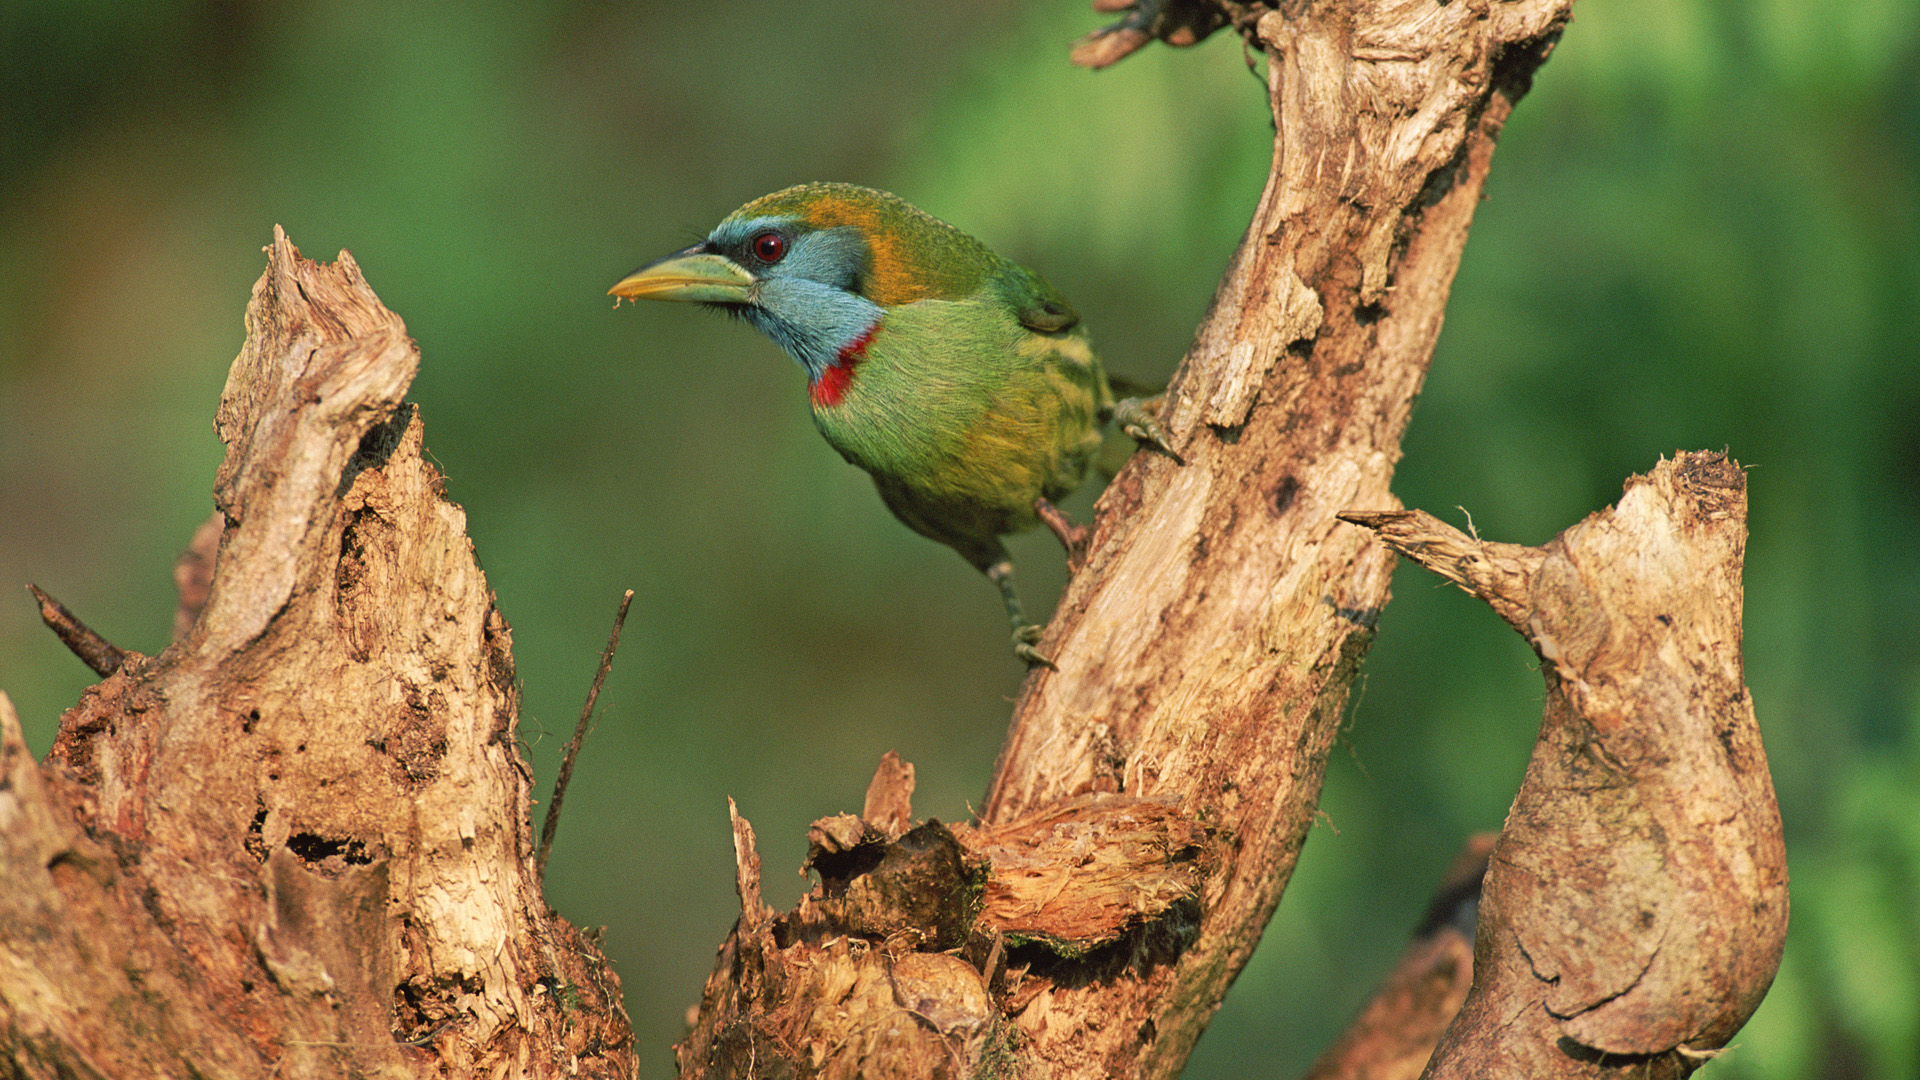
611,183,1173,666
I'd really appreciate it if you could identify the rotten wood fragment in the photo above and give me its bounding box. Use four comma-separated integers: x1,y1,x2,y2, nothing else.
952,796,1208,955
686,796,1009,1079
1347,452,1788,1078
729,797,770,928
678,773,1211,1078
862,749,917,840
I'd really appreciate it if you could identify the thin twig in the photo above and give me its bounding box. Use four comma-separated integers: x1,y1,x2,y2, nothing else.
537,589,634,881
28,583,127,677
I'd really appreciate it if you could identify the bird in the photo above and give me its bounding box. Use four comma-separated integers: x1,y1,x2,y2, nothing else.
610,183,1175,666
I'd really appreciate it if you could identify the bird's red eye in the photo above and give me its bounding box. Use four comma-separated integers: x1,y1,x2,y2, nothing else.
751,231,786,263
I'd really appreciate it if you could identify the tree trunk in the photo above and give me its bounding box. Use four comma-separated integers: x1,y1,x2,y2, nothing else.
977,3,1569,1069
1,2,1787,1079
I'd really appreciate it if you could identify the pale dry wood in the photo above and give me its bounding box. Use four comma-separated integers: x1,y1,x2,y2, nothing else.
974,2,1572,1075
953,796,1209,951
681,795,1001,1077
1351,453,1787,1078
862,749,917,840
0,229,634,1079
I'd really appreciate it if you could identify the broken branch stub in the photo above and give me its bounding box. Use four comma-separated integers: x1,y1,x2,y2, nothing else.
1,229,634,1079
1346,451,1788,1078
677,761,1211,1078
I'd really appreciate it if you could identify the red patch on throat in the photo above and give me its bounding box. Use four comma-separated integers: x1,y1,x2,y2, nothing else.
810,323,878,408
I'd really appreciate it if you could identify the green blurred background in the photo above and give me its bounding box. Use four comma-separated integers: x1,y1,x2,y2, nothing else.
3,1,1916,1075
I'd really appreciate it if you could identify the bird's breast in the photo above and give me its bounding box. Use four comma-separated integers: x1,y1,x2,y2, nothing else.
809,301,1108,521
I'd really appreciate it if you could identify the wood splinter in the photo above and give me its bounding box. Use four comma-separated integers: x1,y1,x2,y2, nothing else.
27,583,129,677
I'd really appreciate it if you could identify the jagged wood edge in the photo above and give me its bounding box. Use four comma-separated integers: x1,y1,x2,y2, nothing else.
1,229,637,1080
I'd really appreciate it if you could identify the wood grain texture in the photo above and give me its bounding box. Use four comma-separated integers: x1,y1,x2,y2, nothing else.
1,230,634,1079
1352,453,1787,1078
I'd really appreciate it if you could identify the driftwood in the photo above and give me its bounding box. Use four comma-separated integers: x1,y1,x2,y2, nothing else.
0,2,1788,1079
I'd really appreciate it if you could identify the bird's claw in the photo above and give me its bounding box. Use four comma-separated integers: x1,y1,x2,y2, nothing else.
1113,397,1185,465
1013,624,1057,670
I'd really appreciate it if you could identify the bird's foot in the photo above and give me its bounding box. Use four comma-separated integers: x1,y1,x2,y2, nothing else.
1034,497,1091,574
1012,623,1057,670
1113,396,1185,465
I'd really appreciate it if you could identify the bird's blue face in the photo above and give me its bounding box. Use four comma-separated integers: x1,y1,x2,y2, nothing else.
709,216,884,380
612,215,884,382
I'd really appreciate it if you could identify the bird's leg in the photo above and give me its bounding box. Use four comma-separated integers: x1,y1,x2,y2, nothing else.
1110,395,1185,465
986,559,1056,670
1034,497,1091,575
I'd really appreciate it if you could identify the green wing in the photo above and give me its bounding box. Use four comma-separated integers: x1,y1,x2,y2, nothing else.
998,263,1081,337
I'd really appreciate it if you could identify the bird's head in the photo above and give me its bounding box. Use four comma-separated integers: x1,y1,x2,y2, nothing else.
611,183,1000,382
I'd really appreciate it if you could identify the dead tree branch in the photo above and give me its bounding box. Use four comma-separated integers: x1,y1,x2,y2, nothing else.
974,2,1572,1075
26,584,128,678
1,4,1787,1079
1347,452,1788,1078
539,588,635,881
1300,835,1493,1080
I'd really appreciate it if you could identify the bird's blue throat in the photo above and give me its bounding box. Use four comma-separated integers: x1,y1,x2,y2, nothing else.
809,322,878,407
739,279,882,391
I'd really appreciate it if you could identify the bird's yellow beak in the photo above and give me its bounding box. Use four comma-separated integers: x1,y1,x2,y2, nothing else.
609,246,756,304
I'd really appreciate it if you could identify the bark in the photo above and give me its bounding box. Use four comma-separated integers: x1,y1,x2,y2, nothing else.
0,230,634,1079
1347,453,1789,1078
